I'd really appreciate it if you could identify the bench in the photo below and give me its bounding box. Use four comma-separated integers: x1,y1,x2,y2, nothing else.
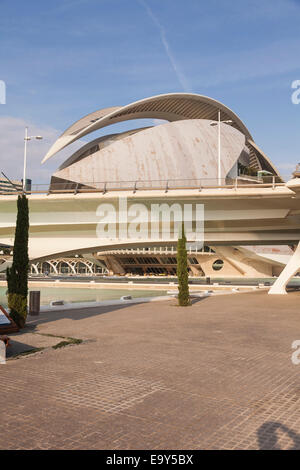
0,305,19,334
0,335,10,347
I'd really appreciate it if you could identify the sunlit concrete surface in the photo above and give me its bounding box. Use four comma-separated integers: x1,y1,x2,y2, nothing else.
2,291,300,450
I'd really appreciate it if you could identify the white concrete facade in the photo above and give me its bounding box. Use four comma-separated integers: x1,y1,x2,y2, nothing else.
0,182,299,259
1,92,299,291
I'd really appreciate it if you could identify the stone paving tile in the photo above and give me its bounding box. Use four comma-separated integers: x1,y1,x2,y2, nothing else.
2,291,300,449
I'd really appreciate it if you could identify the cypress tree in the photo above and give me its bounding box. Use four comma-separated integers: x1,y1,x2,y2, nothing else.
177,223,190,306
6,194,29,328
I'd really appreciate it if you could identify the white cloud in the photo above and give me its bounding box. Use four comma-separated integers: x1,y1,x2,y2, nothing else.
0,116,83,185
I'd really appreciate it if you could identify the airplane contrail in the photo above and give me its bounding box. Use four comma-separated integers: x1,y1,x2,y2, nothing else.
138,0,191,92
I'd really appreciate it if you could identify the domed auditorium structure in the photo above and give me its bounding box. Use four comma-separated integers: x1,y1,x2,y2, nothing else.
35,92,291,280
44,93,282,191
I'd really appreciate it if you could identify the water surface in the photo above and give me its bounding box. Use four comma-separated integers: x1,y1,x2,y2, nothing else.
0,286,167,308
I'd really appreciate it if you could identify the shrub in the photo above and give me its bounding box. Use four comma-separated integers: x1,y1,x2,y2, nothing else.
6,194,29,328
177,224,190,306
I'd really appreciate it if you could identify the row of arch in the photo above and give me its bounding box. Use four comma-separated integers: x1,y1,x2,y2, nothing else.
0,257,108,275
30,259,108,275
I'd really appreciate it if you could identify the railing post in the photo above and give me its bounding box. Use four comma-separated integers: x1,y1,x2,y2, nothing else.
199,181,202,192
165,180,169,193
103,182,107,194
235,177,238,190
133,181,137,194
272,175,275,190
74,183,79,195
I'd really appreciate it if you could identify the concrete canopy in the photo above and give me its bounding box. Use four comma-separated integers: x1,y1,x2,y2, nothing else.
42,93,254,163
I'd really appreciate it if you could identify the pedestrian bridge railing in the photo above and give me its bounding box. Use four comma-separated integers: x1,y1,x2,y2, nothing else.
0,176,286,196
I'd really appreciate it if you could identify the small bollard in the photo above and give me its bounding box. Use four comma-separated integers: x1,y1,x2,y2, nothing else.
29,291,40,316
0,339,6,364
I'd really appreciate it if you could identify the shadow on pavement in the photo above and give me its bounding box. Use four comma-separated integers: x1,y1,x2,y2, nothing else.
6,339,39,358
25,302,145,330
25,296,209,330
257,421,300,449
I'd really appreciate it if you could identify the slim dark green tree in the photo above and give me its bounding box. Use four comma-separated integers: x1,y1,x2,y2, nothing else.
177,223,190,306
6,194,29,328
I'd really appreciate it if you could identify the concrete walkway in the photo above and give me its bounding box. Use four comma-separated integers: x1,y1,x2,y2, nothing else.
2,291,300,449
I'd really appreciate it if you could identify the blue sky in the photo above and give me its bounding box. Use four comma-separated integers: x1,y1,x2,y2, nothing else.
1,0,300,182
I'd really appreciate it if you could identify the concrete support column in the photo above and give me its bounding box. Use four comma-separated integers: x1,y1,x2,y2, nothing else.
189,265,200,276
269,241,300,294
31,263,39,275
103,255,125,275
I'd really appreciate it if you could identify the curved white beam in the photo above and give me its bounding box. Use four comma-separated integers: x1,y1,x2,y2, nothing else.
42,93,253,163
268,242,300,294
247,139,282,180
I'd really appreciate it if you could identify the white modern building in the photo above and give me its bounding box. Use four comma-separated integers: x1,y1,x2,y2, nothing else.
1,93,300,293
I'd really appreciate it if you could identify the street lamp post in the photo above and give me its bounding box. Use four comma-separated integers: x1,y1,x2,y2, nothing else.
210,113,233,186
23,127,43,192
217,110,221,187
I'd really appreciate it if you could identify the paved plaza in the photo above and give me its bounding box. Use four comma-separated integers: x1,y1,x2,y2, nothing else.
2,290,300,450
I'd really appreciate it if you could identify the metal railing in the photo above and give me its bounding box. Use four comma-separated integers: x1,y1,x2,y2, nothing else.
97,246,216,255
0,176,285,196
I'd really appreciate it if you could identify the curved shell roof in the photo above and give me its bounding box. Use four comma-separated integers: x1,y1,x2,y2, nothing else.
58,127,150,171
52,119,248,187
42,93,253,163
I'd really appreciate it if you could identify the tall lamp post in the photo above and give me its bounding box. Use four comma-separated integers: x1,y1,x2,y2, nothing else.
23,127,43,192
210,111,233,186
